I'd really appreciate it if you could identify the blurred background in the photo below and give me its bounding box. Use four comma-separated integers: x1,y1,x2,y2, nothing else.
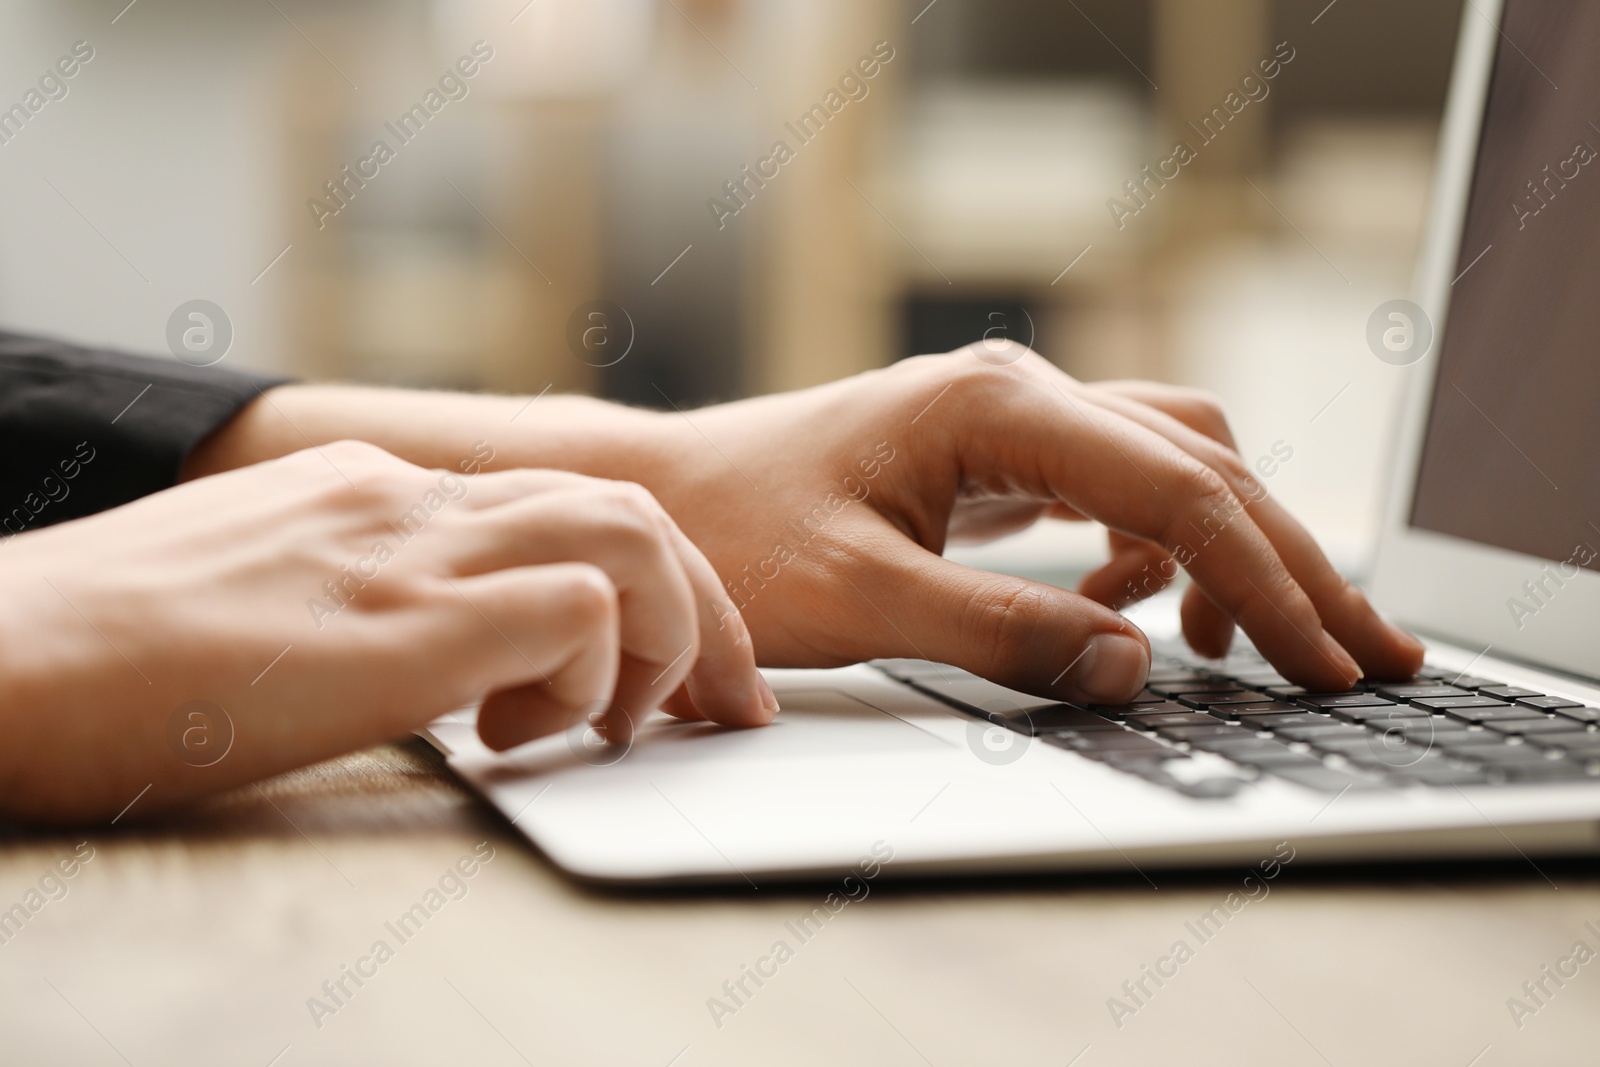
0,0,1461,571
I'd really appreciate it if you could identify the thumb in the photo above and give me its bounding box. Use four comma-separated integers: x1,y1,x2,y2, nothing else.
855,547,1151,705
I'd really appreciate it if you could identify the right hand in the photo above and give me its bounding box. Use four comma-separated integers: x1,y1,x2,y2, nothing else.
0,442,773,823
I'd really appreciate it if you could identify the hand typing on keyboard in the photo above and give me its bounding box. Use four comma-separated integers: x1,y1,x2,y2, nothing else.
594,344,1426,705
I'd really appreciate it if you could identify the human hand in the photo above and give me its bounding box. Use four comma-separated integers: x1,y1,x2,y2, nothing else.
0,442,770,822
629,344,1424,706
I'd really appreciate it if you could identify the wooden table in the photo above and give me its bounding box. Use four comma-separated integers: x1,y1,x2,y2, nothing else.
2,739,1595,1066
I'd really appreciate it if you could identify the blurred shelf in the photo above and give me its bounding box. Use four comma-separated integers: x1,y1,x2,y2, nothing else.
885,81,1150,286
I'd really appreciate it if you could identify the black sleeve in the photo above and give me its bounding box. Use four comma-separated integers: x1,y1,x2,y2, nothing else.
0,330,293,534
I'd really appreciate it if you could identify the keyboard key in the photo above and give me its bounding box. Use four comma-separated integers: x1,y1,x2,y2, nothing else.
909,677,1062,714
1263,764,1389,792
1314,733,1426,756
1447,743,1559,766
1529,733,1600,754
1145,670,1217,686
1229,715,1315,730
1365,716,1458,734
1153,680,1245,696
1342,746,1448,770
1374,684,1472,701
1255,713,1339,730
1124,712,1225,730
1407,695,1514,711
1090,701,1190,718
1105,759,1194,783
1156,724,1259,742
1477,685,1543,700
1391,728,1487,749
1388,764,1494,787
1170,776,1249,798
1430,729,1506,748
1179,690,1274,709
871,659,955,681
1271,685,1373,700
1298,694,1397,710
999,706,1124,734
1425,673,1496,688
1273,723,1371,743
1501,760,1596,782
1329,706,1431,724
1516,696,1585,711
1221,702,1305,717
1440,705,1547,725
1195,739,1311,764
1054,732,1179,757
1552,706,1600,724
1310,734,1392,754
1480,717,1580,736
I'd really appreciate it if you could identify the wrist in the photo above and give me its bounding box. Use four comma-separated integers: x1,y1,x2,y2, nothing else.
489,394,682,485
181,384,681,485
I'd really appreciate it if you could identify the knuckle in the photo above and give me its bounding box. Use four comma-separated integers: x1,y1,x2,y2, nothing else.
1329,572,1369,614
610,479,666,515
321,439,405,472
1179,386,1225,411
1241,571,1308,623
1164,465,1240,548
962,581,1049,676
1211,449,1253,486
589,482,670,545
1179,389,1234,438
311,442,430,511
944,355,1019,400
1179,463,1234,506
894,348,1068,425
556,563,620,628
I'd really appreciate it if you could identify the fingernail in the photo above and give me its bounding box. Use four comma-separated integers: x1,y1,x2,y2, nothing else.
756,674,780,718
1321,633,1362,686
1074,634,1150,704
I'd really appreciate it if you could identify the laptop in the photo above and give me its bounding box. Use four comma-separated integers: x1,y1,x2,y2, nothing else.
426,0,1600,884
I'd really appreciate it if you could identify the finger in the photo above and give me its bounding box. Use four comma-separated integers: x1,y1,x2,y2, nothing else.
439,563,622,752
1080,388,1424,680
991,378,1360,689
477,684,590,754
1094,381,1241,449
454,467,593,509
454,486,772,731
661,520,776,729
661,684,706,721
1180,581,1236,660
1078,532,1178,609
450,487,703,737
853,534,1151,705
457,483,774,735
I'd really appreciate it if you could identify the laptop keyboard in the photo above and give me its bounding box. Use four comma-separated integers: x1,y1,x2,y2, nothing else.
874,643,1600,798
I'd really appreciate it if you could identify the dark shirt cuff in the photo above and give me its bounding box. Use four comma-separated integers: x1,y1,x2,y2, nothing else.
0,330,293,533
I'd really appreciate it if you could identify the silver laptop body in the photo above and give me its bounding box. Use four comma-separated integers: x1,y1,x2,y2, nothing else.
428,0,1600,884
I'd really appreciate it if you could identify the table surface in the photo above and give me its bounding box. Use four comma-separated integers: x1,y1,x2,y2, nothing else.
2,738,1595,1067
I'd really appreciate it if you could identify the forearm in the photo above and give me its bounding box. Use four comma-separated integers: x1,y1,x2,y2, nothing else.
181,384,679,485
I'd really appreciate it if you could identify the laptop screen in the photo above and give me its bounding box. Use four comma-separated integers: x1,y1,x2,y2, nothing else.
1408,0,1600,572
